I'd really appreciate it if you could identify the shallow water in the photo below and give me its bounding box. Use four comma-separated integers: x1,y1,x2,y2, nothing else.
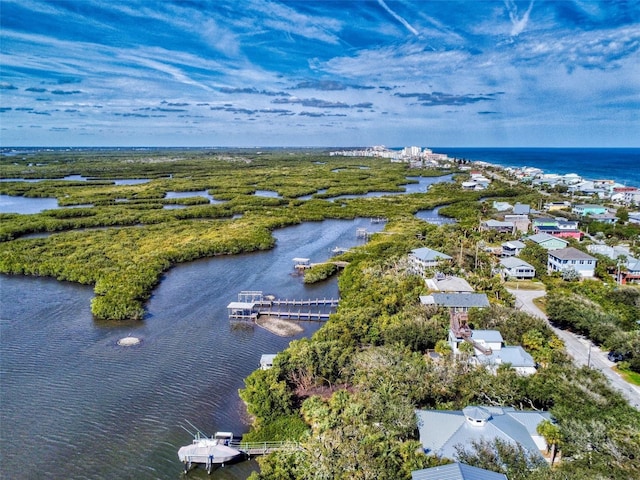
0,218,387,479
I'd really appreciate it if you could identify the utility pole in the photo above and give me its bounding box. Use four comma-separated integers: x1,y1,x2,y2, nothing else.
587,343,591,368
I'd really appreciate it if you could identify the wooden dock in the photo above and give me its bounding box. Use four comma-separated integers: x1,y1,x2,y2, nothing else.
229,440,301,457
228,291,338,322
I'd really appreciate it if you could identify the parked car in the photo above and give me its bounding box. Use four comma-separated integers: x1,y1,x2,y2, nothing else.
607,351,629,362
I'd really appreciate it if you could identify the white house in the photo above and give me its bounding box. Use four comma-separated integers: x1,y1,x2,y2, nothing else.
501,240,526,257
500,256,536,279
547,247,597,278
408,247,452,278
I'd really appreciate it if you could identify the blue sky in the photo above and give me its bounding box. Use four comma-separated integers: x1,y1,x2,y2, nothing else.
1,0,639,147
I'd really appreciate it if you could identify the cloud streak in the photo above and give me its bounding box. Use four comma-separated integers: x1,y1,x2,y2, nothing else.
0,0,637,147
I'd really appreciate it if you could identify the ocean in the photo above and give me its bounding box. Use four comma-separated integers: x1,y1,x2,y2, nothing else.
435,148,640,189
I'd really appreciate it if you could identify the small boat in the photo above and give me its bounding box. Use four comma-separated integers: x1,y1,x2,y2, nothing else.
178,431,242,474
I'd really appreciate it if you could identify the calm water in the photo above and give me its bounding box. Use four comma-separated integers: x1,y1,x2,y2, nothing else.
0,217,392,479
0,174,451,479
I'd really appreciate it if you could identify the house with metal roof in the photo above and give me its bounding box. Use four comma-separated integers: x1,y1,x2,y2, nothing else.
412,462,508,480
572,204,608,216
481,219,515,234
512,203,531,215
501,240,526,257
421,293,490,312
415,406,551,462
499,257,536,279
473,346,537,376
448,329,537,376
409,247,453,279
547,247,597,278
426,275,475,293
525,233,569,251
260,354,277,370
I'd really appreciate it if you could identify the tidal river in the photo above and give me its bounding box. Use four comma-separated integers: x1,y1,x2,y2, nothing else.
0,175,452,479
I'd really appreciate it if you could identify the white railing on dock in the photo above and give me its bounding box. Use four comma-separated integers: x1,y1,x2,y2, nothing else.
230,440,301,456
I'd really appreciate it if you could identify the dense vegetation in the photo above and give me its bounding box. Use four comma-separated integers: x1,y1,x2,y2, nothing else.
2,150,639,479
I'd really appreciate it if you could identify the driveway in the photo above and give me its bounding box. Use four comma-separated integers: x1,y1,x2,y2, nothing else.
508,288,640,410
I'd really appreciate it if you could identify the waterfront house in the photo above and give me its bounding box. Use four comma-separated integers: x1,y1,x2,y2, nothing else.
547,247,597,278
415,406,551,461
572,204,608,216
408,247,452,279
525,233,569,251
501,240,526,257
500,257,536,279
260,354,277,370
411,463,507,480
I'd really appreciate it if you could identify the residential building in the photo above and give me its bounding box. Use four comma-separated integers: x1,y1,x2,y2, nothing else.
504,214,530,233
525,233,569,251
481,219,515,234
544,201,571,212
501,240,526,257
409,247,452,279
415,406,552,461
588,213,617,224
426,275,474,293
420,292,490,312
547,247,597,278
260,354,277,370
412,463,507,480
535,225,582,240
500,257,536,279
572,204,608,216
492,201,513,212
531,217,558,228
512,203,531,215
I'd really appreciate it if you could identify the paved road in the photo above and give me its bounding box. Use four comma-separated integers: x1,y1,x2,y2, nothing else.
508,288,640,410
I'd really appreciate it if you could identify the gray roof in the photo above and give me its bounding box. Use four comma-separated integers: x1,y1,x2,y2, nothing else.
416,406,551,461
513,203,531,214
502,240,526,249
471,330,503,344
432,293,490,308
483,220,514,228
526,233,568,245
500,257,534,269
412,463,507,480
427,276,475,293
411,247,452,262
548,247,596,261
476,346,536,368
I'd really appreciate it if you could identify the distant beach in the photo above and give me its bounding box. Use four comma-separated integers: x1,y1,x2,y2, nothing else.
435,148,640,189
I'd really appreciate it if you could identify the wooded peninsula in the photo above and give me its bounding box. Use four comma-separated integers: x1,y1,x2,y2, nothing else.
1,149,638,479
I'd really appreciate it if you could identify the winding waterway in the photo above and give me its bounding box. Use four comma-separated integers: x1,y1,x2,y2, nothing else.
0,174,453,479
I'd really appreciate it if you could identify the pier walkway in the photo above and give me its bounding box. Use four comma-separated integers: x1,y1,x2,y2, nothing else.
228,291,339,322
230,440,301,457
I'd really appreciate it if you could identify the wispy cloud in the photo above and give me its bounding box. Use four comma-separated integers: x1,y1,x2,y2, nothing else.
0,0,637,147
505,0,535,37
377,0,419,36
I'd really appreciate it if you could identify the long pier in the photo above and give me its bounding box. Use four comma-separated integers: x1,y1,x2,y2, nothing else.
228,291,338,322
230,440,301,457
